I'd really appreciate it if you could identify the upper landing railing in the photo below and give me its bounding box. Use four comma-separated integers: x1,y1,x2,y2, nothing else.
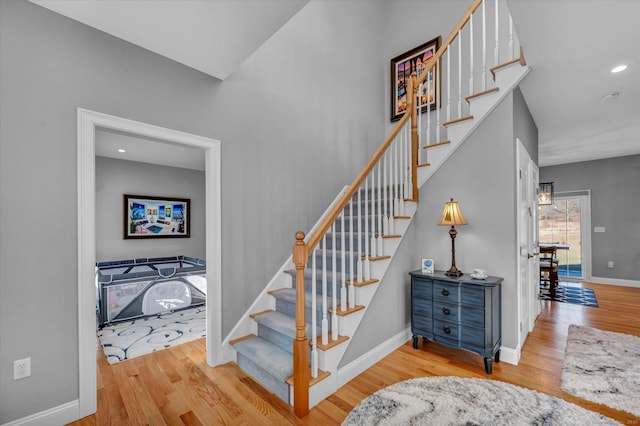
291,0,522,416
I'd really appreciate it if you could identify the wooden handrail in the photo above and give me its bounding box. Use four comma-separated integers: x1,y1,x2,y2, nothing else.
416,0,483,87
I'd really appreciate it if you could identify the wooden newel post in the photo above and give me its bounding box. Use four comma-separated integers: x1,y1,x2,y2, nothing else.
408,72,419,202
292,231,309,417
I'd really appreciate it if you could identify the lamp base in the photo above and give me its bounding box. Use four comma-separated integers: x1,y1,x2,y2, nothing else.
444,265,463,277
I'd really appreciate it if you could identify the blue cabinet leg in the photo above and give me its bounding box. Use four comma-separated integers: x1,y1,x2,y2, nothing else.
412,335,418,349
484,357,493,374
495,349,501,363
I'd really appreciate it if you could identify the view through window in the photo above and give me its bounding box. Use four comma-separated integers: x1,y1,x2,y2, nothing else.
538,196,583,278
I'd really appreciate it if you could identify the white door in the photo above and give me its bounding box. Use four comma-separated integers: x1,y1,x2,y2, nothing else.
528,160,540,323
516,140,538,348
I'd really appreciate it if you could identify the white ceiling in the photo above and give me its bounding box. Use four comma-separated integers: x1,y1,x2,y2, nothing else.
31,0,640,168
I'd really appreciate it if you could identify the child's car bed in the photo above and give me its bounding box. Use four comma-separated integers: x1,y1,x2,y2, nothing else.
96,255,206,327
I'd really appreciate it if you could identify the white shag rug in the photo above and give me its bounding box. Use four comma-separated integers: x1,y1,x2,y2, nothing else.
343,376,619,425
562,324,640,417
98,306,205,364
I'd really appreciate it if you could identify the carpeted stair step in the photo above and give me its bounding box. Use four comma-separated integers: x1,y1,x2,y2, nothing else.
233,335,293,403
254,310,322,354
287,269,345,301
272,288,334,332
309,249,359,274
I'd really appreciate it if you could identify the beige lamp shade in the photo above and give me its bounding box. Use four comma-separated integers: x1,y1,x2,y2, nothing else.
437,198,467,226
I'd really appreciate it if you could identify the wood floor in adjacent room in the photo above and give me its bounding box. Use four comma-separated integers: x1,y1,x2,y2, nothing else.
69,282,640,425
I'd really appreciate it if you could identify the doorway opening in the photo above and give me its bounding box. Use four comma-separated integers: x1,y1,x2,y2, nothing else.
77,108,221,419
538,191,591,281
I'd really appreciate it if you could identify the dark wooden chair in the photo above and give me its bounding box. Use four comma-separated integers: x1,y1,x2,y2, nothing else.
540,245,559,299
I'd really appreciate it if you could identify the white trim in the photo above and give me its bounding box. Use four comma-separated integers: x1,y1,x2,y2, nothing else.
336,328,411,388
1,401,79,426
77,108,222,419
498,345,520,366
590,277,640,288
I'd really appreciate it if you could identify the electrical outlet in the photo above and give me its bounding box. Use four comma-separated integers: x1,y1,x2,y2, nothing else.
608,261,614,269
13,357,31,380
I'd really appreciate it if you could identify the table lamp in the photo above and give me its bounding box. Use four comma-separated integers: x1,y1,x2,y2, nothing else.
437,198,467,276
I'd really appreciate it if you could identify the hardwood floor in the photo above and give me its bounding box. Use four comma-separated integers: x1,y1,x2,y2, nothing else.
69,282,640,425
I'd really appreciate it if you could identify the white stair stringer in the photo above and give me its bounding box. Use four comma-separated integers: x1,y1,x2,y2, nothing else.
418,63,530,187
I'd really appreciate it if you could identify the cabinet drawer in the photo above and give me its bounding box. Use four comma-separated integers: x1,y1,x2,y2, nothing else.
412,279,433,299
461,286,485,307
433,319,460,340
460,305,485,328
413,298,433,317
433,282,460,303
433,301,460,322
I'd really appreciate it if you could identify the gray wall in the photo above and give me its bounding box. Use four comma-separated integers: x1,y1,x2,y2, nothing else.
414,94,521,350
514,87,538,164
95,157,206,262
540,155,640,281
0,0,386,422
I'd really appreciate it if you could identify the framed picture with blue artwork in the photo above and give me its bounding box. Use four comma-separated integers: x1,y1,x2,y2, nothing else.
123,194,190,239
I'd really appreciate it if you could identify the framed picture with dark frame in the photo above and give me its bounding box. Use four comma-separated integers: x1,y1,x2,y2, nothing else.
123,194,190,239
390,36,442,121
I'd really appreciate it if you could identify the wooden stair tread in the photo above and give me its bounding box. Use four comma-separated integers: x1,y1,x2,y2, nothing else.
393,215,411,220
465,87,499,103
383,234,401,239
249,309,272,319
422,140,451,149
368,255,391,261
490,48,526,79
229,334,256,346
312,334,349,351
286,369,330,387
329,304,365,316
347,278,380,287
267,288,288,296
443,115,473,127
417,162,431,168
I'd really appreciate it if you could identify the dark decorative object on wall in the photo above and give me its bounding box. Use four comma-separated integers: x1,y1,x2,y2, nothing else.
390,36,441,121
123,194,190,239
538,182,554,205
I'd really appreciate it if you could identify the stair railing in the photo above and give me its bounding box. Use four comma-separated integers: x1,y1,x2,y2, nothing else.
291,0,522,416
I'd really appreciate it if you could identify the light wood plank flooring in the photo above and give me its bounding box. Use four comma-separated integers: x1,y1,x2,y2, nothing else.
69,282,640,425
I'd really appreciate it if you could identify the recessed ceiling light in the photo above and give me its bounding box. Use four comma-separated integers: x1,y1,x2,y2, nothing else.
611,65,627,73
118,149,126,153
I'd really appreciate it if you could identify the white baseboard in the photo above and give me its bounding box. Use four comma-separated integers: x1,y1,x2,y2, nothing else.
498,345,520,366
337,328,411,388
1,400,80,426
590,276,640,288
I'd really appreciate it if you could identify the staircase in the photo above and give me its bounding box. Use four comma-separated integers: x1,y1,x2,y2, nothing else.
223,0,530,416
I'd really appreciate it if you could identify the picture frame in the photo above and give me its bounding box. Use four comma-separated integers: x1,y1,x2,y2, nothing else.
123,194,190,239
390,36,442,122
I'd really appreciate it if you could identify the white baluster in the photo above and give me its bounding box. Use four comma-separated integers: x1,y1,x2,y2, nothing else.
331,223,338,340
321,234,328,346
406,121,412,202
382,149,389,236
469,13,474,96
458,29,462,118
494,0,499,66
418,82,423,163
446,48,451,122
402,124,409,212
427,76,432,147
386,150,394,234
364,175,371,281
340,211,346,312
436,59,441,142
377,160,383,255
369,167,377,258
356,186,363,283
509,14,514,60
348,200,354,309
311,246,318,378
482,0,487,91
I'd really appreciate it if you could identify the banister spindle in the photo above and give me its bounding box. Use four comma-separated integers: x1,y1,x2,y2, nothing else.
356,186,363,283
482,0,487,91
494,0,499,66
348,200,354,309
457,29,462,118
436,58,441,143
331,223,338,340
340,212,346,312
292,231,309,417
369,169,377,258
311,244,318,377
446,48,451,122
364,175,371,281
377,161,383,255
469,13,474,96
509,14,514,60
427,78,432,148
321,234,328,347
382,149,389,236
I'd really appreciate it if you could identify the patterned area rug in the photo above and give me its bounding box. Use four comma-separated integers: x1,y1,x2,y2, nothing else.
540,282,599,307
343,376,618,425
562,324,640,417
98,306,205,364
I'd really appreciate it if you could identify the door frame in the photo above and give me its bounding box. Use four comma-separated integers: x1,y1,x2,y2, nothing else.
77,108,222,418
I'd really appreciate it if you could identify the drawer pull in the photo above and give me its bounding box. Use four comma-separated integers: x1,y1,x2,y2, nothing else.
443,325,451,334
442,307,450,315
441,288,450,296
